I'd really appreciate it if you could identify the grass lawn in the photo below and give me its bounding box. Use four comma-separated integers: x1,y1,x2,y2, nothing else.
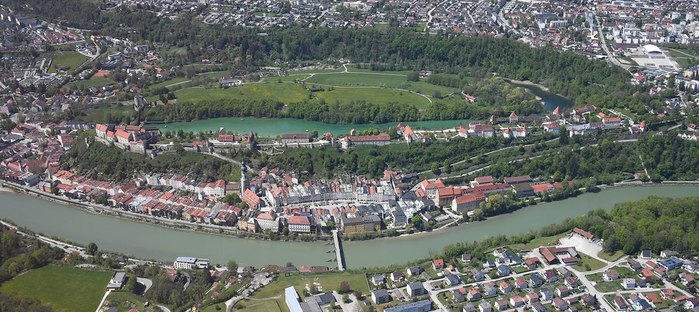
233,299,285,312
507,233,567,251
573,254,606,272
48,51,89,73
593,281,623,293
103,291,160,312
67,76,114,89
315,87,432,107
175,83,309,104
598,250,625,262
148,77,189,90
75,103,134,123
0,265,112,312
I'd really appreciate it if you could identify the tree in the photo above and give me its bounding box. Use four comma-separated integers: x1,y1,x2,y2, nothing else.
431,162,441,175
124,275,138,293
338,281,351,294
86,242,98,255
226,260,238,275
406,71,420,82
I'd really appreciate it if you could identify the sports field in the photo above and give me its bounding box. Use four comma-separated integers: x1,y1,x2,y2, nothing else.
48,51,89,73
0,265,112,312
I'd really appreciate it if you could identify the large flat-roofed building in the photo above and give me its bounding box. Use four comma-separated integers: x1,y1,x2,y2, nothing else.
285,286,304,312
106,271,127,290
174,256,211,270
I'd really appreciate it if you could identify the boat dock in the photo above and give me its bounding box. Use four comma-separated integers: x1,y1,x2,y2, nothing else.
332,230,346,271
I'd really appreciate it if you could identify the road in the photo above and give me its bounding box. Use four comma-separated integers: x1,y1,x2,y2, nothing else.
590,13,631,72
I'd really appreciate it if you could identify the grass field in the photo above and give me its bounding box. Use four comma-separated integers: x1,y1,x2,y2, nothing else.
67,76,114,89
666,48,699,69
0,265,112,312
315,87,432,107
598,250,625,262
573,254,606,272
76,103,134,123
176,83,309,104
103,291,160,312
506,233,567,251
148,77,189,90
235,272,369,312
49,51,89,73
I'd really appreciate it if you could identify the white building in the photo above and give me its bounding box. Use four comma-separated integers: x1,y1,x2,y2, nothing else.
174,256,211,270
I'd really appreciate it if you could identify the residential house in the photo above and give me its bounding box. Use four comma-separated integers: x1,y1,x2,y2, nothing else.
452,193,486,213
526,291,540,303
680,273,695,286
406,281,426,297
461,253,472,263
499,281,513,294
544,269,558,283
529,273,544,287
539,287,554,301
497,265,511,276
639,249,652,259
555,286,570,297
433,258,445,270
531,302,546,312
614,295,628,311
452,289,465,302
467,288,482,301
621,278,636,289
511,183,535,198
371,289,391,304
371,274,386,286
494,299,508,311
509,295,525,308
514,278,528,290
604,269,620,281
390,270,404,282
478,301,492,312
407,266,424,277
467,123,495,138
463,303,476,312
542,122,560,134
444,273,461,286
564,276,579,288
552,297,568,311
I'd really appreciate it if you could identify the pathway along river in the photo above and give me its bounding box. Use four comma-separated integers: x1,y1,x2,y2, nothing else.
0,185,697,268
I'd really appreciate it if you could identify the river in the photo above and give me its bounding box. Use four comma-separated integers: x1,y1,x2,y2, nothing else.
158,81,572,136
1,185,696,268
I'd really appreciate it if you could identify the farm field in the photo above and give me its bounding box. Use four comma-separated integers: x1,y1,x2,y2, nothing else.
0,265,112,312
48,51,89,73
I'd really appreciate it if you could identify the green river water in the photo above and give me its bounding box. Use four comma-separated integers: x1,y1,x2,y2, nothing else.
0,185,697,268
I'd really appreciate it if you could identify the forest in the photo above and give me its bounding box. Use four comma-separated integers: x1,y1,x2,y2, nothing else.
478,134,699,183
61,137,237,182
